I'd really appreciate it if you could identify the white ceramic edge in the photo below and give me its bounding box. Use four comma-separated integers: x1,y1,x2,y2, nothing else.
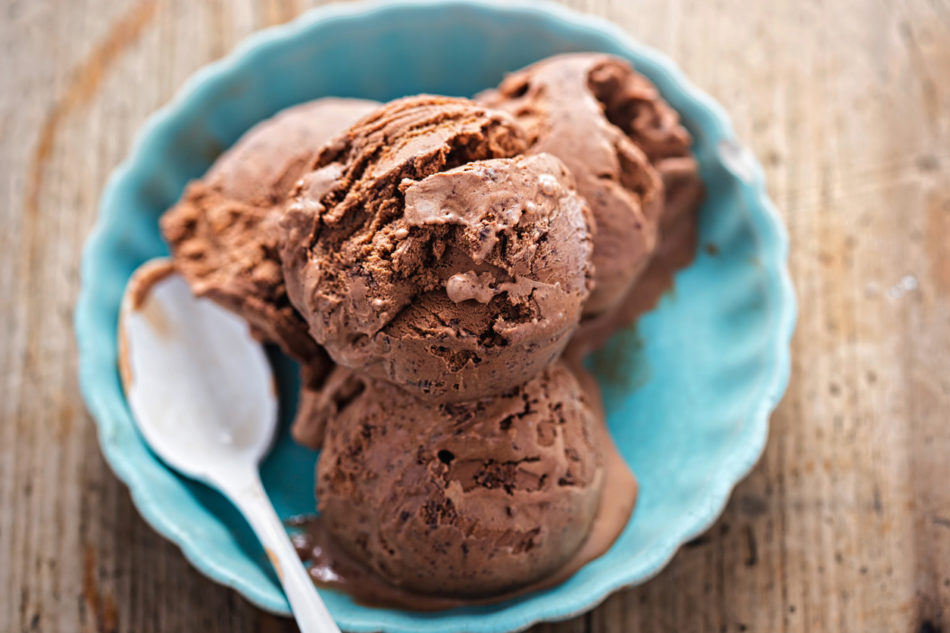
76,0,797,629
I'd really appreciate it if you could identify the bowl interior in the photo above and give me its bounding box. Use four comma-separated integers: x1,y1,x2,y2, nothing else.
78,2,791,632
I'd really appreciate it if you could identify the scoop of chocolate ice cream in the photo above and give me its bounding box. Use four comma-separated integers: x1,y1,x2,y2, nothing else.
315,361,604,597
583,56,705,233
280,96,593,402
160,98,378,360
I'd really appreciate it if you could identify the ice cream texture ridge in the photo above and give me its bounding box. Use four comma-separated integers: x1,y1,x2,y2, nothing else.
158,53,704,606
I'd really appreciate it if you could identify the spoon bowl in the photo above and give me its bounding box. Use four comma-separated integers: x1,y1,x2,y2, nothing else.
118,258,339,633
119,259,277,477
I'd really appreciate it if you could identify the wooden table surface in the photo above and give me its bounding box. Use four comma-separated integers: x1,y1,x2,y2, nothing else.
2,0,949,631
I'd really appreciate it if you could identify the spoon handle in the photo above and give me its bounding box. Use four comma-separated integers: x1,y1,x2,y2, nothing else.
222,468,340,633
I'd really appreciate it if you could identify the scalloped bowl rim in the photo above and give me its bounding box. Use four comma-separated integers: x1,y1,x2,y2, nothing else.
75,1,796,631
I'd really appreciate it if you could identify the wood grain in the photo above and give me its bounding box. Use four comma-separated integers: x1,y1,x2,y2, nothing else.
1,0,948,631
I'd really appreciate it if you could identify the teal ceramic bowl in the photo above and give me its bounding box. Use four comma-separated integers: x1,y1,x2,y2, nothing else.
75,1,795,631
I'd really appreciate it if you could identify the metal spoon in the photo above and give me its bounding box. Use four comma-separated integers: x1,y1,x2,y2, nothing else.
118,258,339,633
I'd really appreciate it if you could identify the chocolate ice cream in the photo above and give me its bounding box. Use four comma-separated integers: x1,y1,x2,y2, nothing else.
280,96,594,402
315,361,605,597
161,98,377,360
479,54,664,317
582,55,704,233
148,53,703,607
292,363,364,450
